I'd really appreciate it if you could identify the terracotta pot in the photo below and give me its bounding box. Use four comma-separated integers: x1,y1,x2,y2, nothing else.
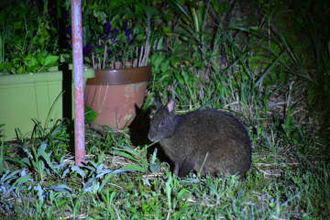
85,65,150,130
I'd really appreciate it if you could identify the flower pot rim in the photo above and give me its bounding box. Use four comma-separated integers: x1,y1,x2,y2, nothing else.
87,65,151,85
0,69,63,85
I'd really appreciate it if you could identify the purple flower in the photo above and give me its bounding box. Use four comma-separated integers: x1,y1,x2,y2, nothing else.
83,44,93,56
128,37,136,45
107,49,113,56
122,22,128,31
66,11,70,20
125,29,133,39
104,21,112,35
67,26,72,38
110,28,118,35
111,36,117,44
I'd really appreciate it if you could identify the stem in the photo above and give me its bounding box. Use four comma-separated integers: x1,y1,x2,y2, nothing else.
103,44,107,69
92,53,95,69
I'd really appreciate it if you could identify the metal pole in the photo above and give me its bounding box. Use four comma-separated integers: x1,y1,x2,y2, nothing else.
71,0,85,166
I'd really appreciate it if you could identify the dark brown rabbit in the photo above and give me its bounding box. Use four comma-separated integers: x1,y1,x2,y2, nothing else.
148,100,252,177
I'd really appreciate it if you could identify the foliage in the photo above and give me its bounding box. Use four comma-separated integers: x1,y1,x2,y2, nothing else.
64,0,162,69
84,106,97,124
0,120,329,218
0,0,59,74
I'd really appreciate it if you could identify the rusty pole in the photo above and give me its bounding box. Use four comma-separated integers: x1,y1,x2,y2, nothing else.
71,0,85,166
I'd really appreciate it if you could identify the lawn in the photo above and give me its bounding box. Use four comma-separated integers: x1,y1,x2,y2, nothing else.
1,0,330,219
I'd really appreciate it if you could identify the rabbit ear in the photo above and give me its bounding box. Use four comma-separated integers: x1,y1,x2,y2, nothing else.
155,98,163,110
167,100,174,112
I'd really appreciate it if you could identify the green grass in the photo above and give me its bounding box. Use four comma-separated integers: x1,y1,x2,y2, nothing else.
1,1,330,219
1,78,329,219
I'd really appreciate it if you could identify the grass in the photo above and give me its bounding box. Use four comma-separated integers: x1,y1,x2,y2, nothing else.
1,75,329,219
1,1,330,219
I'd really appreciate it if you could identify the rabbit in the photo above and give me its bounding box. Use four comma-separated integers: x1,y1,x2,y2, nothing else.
148,100,252,177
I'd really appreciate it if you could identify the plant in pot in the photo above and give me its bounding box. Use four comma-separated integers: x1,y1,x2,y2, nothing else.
0,1,64,140
79,5,154,130
0,1,94,140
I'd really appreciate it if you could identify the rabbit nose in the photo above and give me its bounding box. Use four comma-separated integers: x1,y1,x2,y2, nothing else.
148,133,155,142
148,132,159,142
148,132,153,141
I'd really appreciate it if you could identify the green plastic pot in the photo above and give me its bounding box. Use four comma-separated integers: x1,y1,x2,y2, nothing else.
0,66,94,140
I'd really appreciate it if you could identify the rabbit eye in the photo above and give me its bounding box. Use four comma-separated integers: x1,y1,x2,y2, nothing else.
159,120,166,128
